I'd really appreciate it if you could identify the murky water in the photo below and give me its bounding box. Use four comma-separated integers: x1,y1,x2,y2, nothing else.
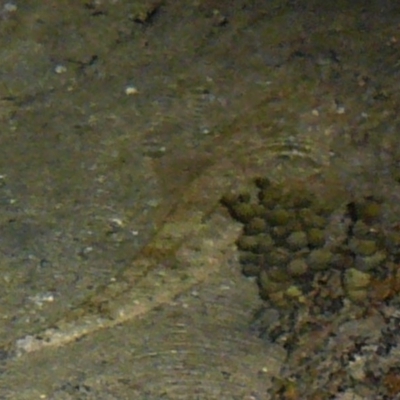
1,1,400,398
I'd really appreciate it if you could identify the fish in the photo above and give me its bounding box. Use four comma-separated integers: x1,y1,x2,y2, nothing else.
0,98,332,363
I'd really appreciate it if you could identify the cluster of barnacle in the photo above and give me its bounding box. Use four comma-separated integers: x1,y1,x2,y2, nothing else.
221,177,400,315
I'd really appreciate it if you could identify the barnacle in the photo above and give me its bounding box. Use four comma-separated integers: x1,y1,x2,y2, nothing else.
255,234,275,253
221,177,400,314
238,192,251,203
349,238,377,256
355,251,387,271
244,217,267,235
258,270,288,294
270,225,292,243
236,235,258,252
251,203,267,218
264,247,291,267
352,220,372,239
259,190,283,208
356,198,382,222
286,231,308,250
297,208,326,229
306,228,325,248
254,176,271,190
287,258,309,277
344,268,371,290
267,207,292,226
239,252,262,277
343,268,371,303
266,265,292,282
230,202,257,223
307,249,333,271
220,193,240,208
